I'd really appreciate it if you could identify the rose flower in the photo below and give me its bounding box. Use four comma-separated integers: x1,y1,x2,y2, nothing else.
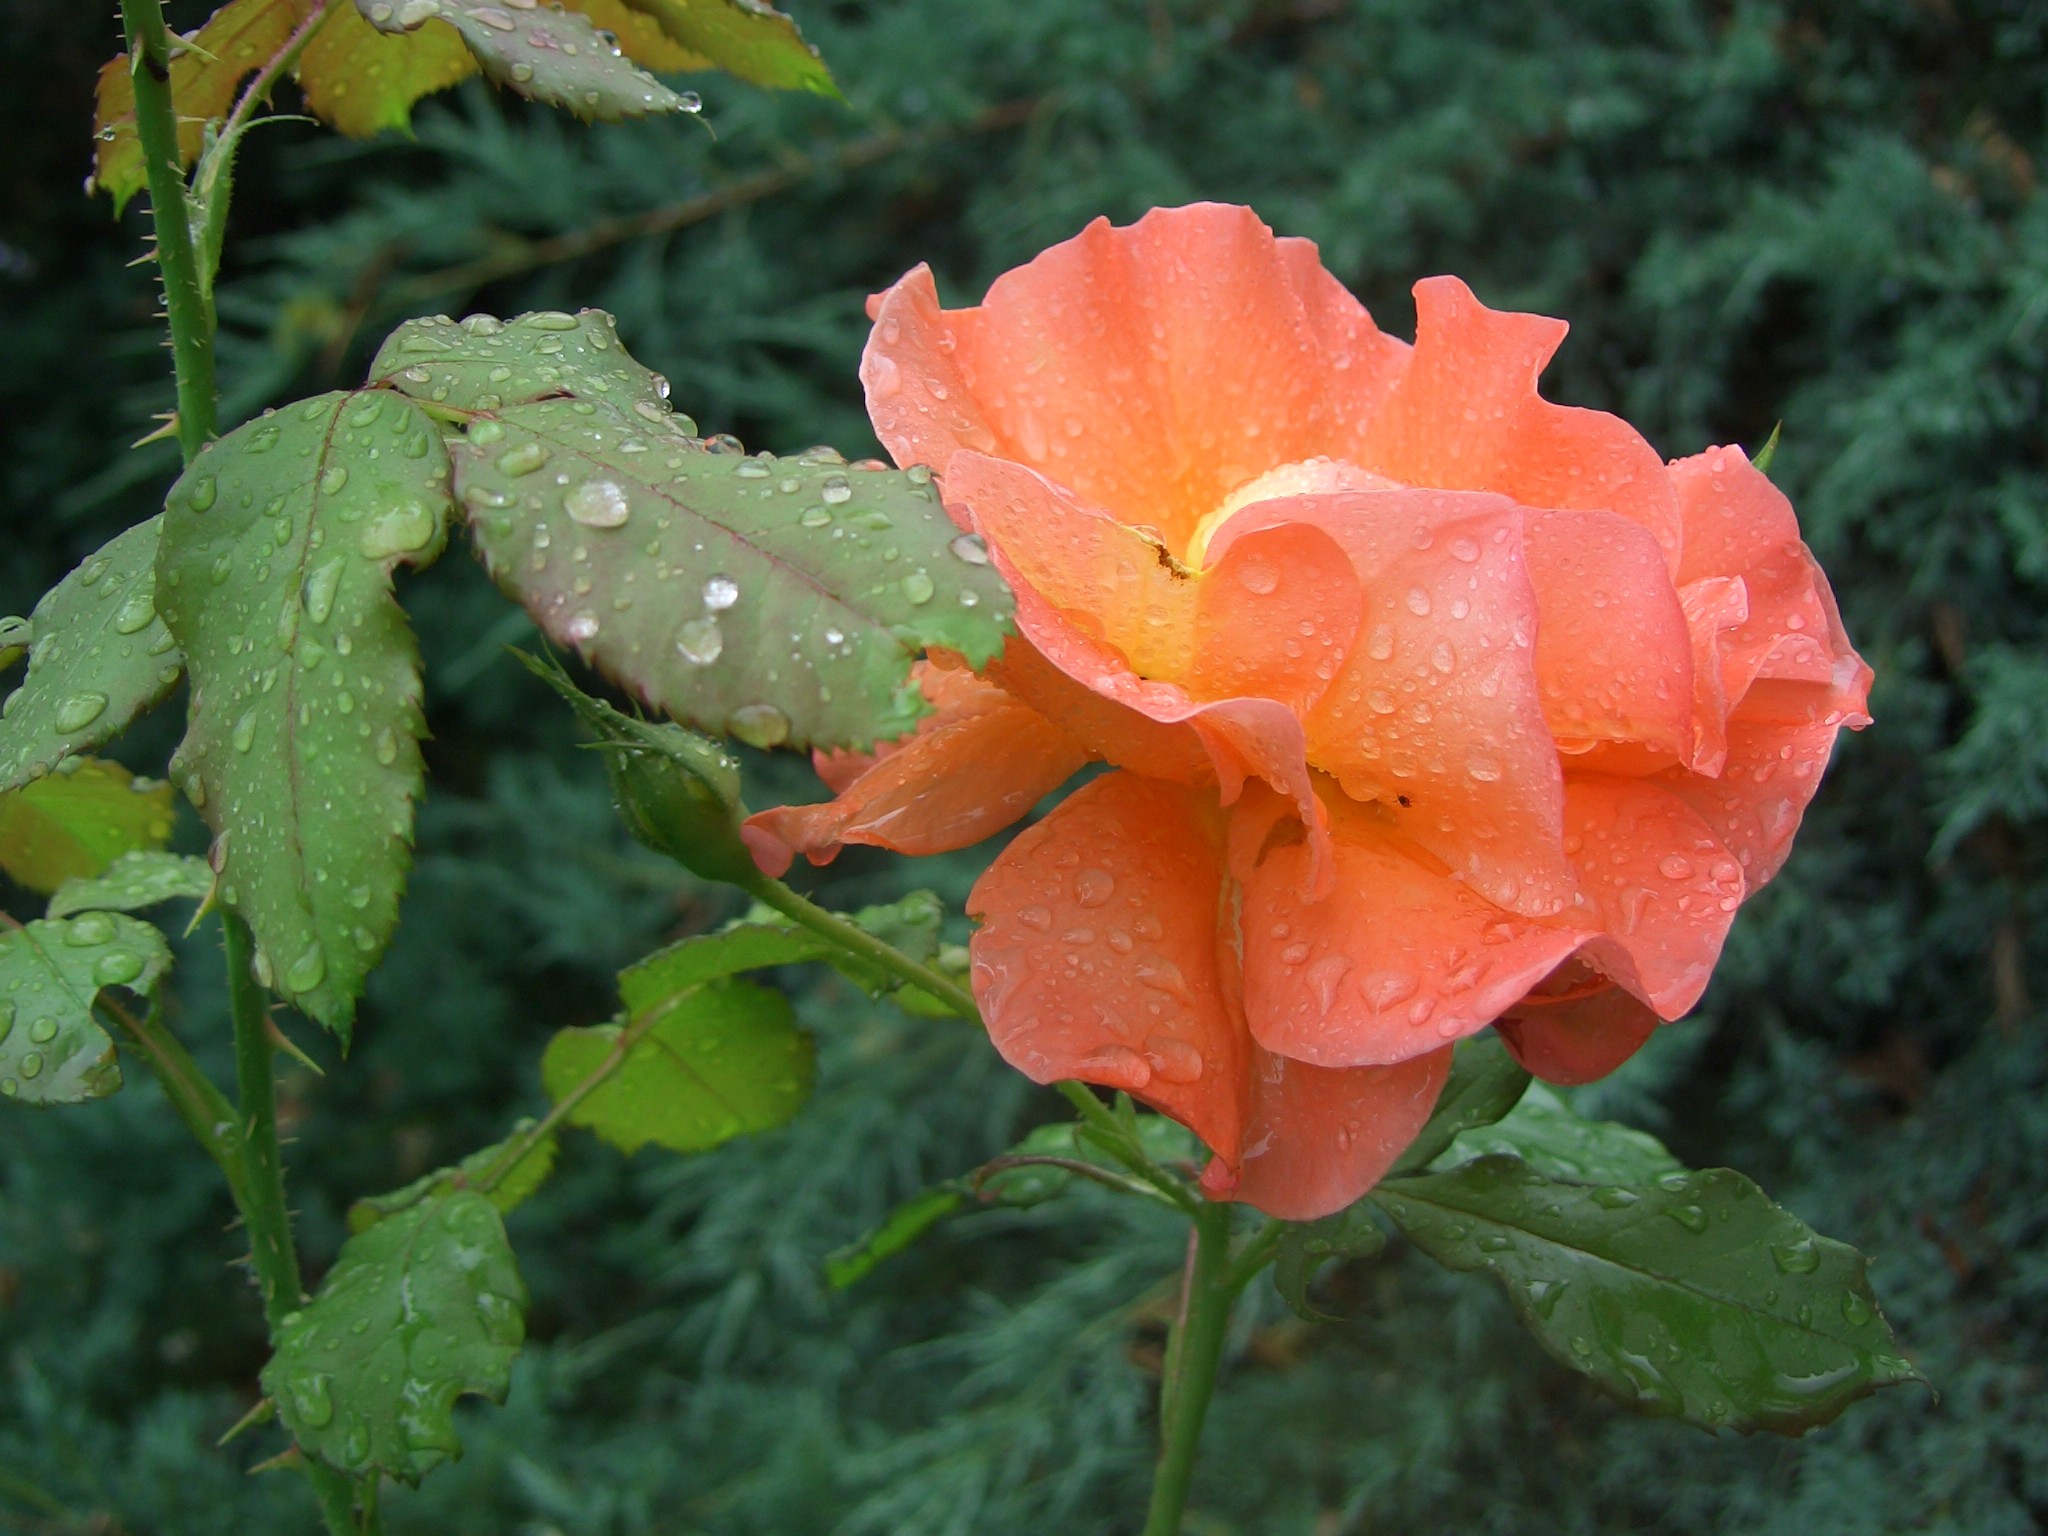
743,204,1871,1220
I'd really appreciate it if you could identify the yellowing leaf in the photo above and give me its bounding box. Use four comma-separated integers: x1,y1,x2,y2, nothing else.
0,760,176,896
297,5,479,138
617,0,836,95
578,0,711,73
92,0,308,211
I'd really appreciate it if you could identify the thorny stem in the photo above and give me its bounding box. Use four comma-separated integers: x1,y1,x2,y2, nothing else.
738,870,982,1020
222,913,366,1536
1142,1201,1240,1536
217,0,334,148
118,0,217,460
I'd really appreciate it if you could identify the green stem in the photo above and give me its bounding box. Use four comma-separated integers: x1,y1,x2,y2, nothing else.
738,871,981,1019
472,1002,666,1195
1142,1201,1237,1536
99,995,250,1210
222,914,366,1536
118,0,217,460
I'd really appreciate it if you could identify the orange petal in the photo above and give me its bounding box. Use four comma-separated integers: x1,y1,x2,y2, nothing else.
1239,795,1590,1068
866,206,1407,552
1523,508,1692,757
742,671,1087,876
1560,774,1746,1018
1238,488,1576,917
968,772,1249,1163
1351,276,1681,565
1675,574,1751,775
1224,1045,1453,1221
1657,704,1850,889
990,581,1335,895
1495,970,1661,1085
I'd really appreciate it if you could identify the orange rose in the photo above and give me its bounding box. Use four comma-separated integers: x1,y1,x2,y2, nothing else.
744,204,1870,1220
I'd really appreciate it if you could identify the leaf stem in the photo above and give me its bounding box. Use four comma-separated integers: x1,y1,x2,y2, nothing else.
737,871,981,1020
98,994,249,1209
1054,1081,1201,1213
1142,1200,1237,1536
473,1003,667,1193
221,913,366,1536
118,0,217,460
217,0,334,148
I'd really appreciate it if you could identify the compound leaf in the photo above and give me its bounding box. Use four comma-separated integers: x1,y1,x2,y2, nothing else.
618,0,836,94
297,2,479,138
0,517,183,794
0,760,177,895
156,391,452,1035
263,1192,526,1483
1375,1156,1923,1435
0,913,173,1107
542,977,812,1155
48,851,214,918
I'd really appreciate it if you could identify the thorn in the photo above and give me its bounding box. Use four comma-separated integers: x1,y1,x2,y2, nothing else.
266,1018,325,1077
247,1446,303,1477
218,1397,276,1448
127,249,160,268
131,416,179,448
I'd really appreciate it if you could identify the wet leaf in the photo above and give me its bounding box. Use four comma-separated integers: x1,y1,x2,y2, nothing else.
355,0,693,121
156,390,453,1036
450,356,1013,749
0,760,177,895
620,891,946,1006
347,1122,559,1234
262,1192,526,1483
371,309,674,415
0,913,173,1107
90,0,302,210
1390,1033,1531,1175
542,977,812,1155
616,0,837,95
1374,1156,1924,1435
296,1,478,138
47,851,214,919
1273,1205,1388,1320
0,517,183,794
1439,1083,1684,1184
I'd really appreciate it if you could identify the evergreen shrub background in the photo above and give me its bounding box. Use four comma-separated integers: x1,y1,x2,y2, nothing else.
3,1,2045,1530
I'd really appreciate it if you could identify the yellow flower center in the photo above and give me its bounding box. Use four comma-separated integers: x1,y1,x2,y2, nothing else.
1184,457,1401,569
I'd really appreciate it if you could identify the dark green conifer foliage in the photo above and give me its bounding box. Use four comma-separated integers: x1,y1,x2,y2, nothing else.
4,0,2045,1530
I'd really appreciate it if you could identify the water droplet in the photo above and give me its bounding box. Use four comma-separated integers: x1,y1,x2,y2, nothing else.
1668,1204,1710,1233
1591,1186,1640,1209
54,692,109,733
1466,752,1503,783
1073,869,1114,907
730,703,790,749
302,558,345,624
950,533,990,565
187,477,217,513
1405,587,1432,616
566,479,631,528
27,1016,58,1044
901,571,935,605
1144,1037,1205,1084
676,618,724,665
1771,1237,1821,1274
1365,623,1395,661
1841,1291,1872,1326
18,1052,42,1080
112,589,157,635
232,708,259,754
284,942,327,995
286,1369,335,1429
1237,560,1278,595
65,913,114,946
94,949,145,987
319,465,350,496
819,475,853,505
526,311,579,331
358,502,438,559
496,442,549,476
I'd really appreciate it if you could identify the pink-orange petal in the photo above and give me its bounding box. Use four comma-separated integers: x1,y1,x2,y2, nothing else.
741,676,1087,876
1241,488,1576,917
1350,276,1681,565
1559,774,1746,1018
1523,507,1692,757
862,265,999,481
1657,703,1850,889
1495,972,1661,1086
1240,796,1590,1069
1676,574,1751,776
1225,1045,1453,1221
968,772,1249,1163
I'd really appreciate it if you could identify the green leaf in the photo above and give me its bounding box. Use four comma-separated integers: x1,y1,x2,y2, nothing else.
542,977,812,1155
262,1192,526,1483
47,850,214,919
0,759,178,896
0,518,183,794
347,1122,559,1234
515,649,754,884
1390,1033,1532,1175
371,309,676,414
0,913,173,1106
1440,1083,1684,1184
1273,1205,1388,1321
156,391,453,1035
1752,422,1782,477
617,0,838,95
454,400,1015,751
1374,1157,1924,1434
356,0,695,119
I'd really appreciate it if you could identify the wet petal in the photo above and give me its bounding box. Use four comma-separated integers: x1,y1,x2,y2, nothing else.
866,205,1407,551
1658,703,1850,889
1240,488,1576,917
742,669,1087,875
1494,967,1661,1085
1351,276,1680,564
1560,774,1746,1018
1240,794,1589,1068
1223,1045,1453,1221
1523,508,1691,758
968,772,1249,1162
1676,574,1750,776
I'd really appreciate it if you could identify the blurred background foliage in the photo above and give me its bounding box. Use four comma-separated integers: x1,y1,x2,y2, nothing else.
4,0,2047,1530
